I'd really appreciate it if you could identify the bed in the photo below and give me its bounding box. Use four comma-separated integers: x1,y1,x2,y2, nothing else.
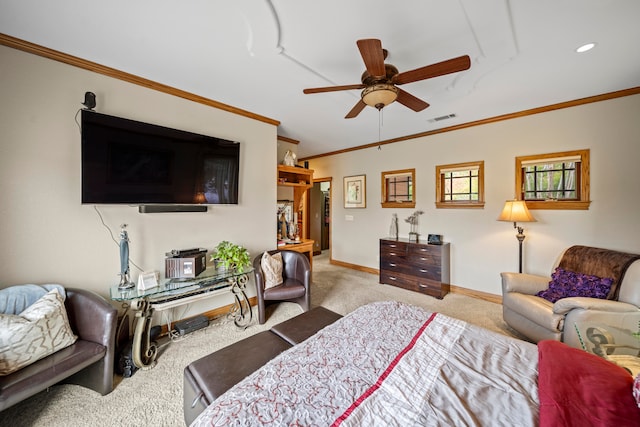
190,301,640,426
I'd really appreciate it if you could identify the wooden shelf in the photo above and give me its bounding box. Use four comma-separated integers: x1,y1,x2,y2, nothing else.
277,165,313,210
277,165,313,187
277,165,314,240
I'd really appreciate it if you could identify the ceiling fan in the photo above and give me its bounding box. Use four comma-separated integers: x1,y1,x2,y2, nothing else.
303,39,471,119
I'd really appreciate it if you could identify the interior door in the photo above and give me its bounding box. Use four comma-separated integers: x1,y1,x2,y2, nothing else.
310,178,331,255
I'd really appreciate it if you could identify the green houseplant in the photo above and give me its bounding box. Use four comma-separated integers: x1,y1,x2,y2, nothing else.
211,241,251,273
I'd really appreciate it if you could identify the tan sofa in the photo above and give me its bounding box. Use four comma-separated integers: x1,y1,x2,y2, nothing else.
0,288,117,411
501,246,640,348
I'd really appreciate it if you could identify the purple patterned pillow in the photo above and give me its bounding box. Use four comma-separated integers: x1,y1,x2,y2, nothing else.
536,267,614,303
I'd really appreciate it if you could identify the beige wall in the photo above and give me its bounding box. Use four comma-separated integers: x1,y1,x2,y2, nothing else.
309,94,640,296
0,45,278,317
2,43,639,305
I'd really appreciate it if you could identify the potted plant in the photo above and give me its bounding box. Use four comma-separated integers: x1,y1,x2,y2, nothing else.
211,241,251,273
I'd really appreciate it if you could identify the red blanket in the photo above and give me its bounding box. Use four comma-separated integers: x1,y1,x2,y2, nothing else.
538,340,640,426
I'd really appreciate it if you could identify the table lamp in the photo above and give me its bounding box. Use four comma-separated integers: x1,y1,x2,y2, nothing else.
498,200,536,273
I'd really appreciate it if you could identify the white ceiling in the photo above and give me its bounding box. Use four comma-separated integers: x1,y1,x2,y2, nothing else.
2,0,639,158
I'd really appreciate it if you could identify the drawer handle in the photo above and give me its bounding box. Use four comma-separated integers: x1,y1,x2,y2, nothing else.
389,252,397,256
389,263,396,267
419,284,428,288
389,276,397,281
389,244,397,248
419,269,428,273
420,257,428,261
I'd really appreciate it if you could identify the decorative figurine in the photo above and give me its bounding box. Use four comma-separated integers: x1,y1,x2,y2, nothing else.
405,210,424,242
118,224,135,289
389,213,399,240
283,150,297,166
278,212,289,240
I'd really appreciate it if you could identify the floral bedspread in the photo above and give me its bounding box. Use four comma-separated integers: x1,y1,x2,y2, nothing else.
191,301,539,426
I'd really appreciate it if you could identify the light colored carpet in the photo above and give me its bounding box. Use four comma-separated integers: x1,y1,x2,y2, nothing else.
2,252,523,427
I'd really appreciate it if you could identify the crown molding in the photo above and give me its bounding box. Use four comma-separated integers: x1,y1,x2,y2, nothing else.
301,86,640,161
0,33,280,127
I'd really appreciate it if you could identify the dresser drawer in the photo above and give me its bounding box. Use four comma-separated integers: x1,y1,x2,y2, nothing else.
380,240,408,258
381,258,440,281
407,263,441,281
380,258,414,276
408,247,441,266
380,270,448,299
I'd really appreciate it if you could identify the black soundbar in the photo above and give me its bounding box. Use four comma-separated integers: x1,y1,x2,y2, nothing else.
138,205,208,213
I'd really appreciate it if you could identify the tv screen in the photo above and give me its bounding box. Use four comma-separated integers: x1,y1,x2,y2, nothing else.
81,110,240,205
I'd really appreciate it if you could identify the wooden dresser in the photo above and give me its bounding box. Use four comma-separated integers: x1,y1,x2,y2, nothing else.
379,238,450,299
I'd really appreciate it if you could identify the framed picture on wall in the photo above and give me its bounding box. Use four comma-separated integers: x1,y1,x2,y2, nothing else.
344,174,366,208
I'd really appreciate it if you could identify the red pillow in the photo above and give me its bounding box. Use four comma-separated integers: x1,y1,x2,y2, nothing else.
538,340,640,426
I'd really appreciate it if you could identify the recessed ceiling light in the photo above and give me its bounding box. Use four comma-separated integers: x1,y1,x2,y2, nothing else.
576,43,596,53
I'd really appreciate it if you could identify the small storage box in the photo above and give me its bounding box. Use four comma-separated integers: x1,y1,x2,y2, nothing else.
165,250,207,278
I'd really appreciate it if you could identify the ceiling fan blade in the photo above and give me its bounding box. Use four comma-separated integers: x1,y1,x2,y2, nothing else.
303,84,365,94
345,100,367,119
356,39,386,78
393,55,471,85
396,88,430,112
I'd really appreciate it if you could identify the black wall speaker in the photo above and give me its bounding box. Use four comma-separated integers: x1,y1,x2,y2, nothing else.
82,91,96,110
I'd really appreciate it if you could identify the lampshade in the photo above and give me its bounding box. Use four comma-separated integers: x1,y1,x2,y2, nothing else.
362,84,398,109
497,200,536,223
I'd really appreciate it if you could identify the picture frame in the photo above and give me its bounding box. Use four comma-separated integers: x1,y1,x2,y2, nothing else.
137,271,159,291
344,174,366,209
277,200,294,223
277,200,295,239
428,234,443,245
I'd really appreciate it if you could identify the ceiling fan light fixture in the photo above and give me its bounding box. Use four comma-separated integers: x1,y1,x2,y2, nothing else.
362,84,398,110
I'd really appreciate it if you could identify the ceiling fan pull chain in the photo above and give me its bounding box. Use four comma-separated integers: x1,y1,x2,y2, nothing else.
378,109,382,150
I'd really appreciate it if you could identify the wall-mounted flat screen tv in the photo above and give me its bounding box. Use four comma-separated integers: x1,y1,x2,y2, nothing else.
81,110,240,205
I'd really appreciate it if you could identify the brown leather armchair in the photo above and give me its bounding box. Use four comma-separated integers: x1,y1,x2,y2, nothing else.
253,250,311,324
0,288,117,411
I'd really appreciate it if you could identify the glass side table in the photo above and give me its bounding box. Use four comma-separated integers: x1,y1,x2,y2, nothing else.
574,322,640,377
110,267,254,369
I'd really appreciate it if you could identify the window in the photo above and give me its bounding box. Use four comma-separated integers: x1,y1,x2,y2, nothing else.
435,161,485,209
516,149,590,210
381,169,415,208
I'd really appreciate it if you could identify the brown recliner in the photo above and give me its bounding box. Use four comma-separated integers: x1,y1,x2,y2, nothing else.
253,250,311,324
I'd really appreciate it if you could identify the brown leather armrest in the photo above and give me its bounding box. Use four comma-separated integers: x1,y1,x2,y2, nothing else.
65,288,117,347
64,288,117,395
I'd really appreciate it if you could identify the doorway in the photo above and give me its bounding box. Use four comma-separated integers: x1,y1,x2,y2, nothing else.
309,178,331,256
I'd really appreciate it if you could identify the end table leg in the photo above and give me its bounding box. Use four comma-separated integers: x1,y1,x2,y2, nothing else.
227,273,252,329
132,299,158,369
